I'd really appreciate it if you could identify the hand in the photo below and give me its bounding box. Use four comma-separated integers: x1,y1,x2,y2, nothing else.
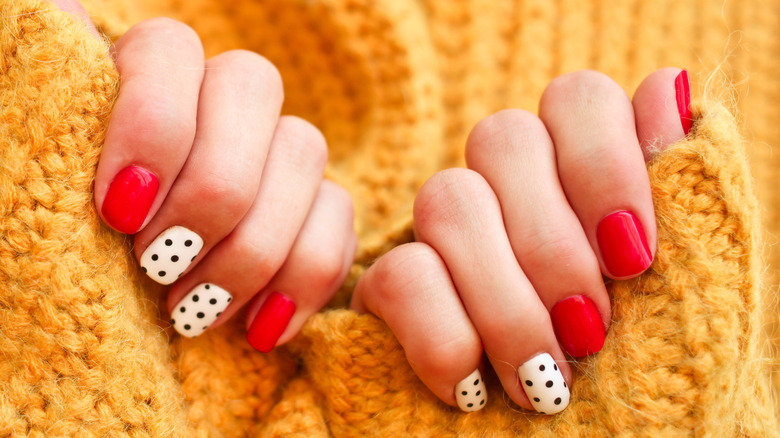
352,69,692,413
53,1,357,351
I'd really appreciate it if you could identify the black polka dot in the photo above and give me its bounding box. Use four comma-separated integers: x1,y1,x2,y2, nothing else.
474,379,479,385
171,255,179,262
546,380,553,388
564,382,567,388
197,312,205,319
171,319,175,325
227,297,232,302
142,267,147,273
554,364,558,371
554,397,562,405
525,380,533,386
191,256,196,262
475,390,481,396
540,411,546,415
180,307,186,312
158,271,166,277
185,240,192,247
533,397,540,402
151,254,158,261
210,298,217,305
205,284,210,290
177,273,182,278
165,239,173,246
184,324,191,330
193,295,199,302
216,312,221,317
202,326,208,330
461,391,467,396
539,364,545,371
467,403,473,408
480,399,485,405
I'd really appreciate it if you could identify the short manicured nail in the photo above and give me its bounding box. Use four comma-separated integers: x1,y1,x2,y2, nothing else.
101,166,159,234
170,283,232,338
140,226,203,285
454,369,487,412
247,292,295,353
551,295,606,357
675,69,692,135
518,353,569,415
596,211,652,278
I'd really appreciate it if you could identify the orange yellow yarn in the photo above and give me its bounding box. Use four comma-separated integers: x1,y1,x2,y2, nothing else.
0,0,778,436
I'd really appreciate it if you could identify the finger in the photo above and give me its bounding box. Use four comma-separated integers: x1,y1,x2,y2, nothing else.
634,67,691,160
465,110,608,358
50,0,101,39
351,243,487,413
164,116,326,337
245,180,356,351
414,169,571,414
135,50,284,285
94,18,204,234
539,70,656,280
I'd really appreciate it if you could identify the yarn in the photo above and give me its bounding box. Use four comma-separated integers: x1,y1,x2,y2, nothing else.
0,0,778,436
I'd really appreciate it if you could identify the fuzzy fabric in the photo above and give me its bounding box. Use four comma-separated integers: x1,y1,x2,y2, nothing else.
0,0,778,436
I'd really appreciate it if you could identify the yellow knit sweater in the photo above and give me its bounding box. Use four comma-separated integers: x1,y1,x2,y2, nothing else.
0,0,778,436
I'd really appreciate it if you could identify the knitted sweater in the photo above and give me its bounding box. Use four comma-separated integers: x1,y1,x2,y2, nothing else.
0,0,778,436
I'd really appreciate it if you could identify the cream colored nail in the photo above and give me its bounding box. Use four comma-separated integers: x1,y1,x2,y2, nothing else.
517,353,569,415
170,283,232,338
454,369,487,412
140,226,203,285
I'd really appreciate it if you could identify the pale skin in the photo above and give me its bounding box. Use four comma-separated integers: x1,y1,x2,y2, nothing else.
54,0,686,413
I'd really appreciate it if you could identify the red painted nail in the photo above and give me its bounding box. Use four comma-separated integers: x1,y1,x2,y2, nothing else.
551,295,605,357
675,69,692,135
247,292,296,353
597,211,652,278
101,166,159,234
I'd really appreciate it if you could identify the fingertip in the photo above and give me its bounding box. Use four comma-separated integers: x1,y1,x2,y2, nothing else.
634,67,689,161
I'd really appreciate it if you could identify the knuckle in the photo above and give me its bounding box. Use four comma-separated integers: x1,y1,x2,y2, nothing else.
414,336,479,378
277,116,329,172
413,168,494,237
541,69,616,106
466,109,542,161
524,228,582,268
211,50,284,101
228,236,283,283
196,170,256,218
130,17,202,55
368,243,444,307
123,95,196,149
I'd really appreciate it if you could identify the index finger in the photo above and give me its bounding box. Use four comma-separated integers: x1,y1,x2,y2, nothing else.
93,18,205,234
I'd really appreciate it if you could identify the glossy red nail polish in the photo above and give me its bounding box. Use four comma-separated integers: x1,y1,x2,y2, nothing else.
675,69,692,135
551,295,605,357
101,166,159,234
597,211,652,278
247,292,296,353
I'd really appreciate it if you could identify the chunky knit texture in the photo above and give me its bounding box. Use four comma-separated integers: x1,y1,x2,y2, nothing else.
0,0,778,436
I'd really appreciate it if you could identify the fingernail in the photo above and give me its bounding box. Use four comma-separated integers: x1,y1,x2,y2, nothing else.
247,292,296,353
596,211,652,278
170,283,232,338
518,353,569,415
551,295,606,357
140,226,203,285
675,69,692,135
454,369,487,412
101,166,159,234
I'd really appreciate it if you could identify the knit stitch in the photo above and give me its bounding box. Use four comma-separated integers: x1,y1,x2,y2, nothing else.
0,0,778,436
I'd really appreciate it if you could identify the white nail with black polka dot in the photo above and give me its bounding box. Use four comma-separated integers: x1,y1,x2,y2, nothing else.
517,353,570,415
455,369,487,412
170,283,232,337
140,226,204,285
